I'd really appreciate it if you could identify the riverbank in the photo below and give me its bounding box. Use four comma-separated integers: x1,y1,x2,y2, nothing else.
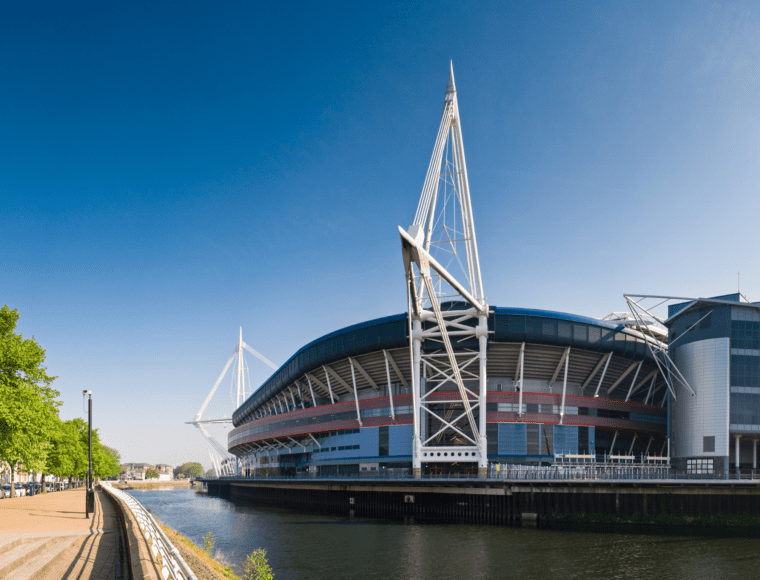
116,480,192,490
159,523,241,580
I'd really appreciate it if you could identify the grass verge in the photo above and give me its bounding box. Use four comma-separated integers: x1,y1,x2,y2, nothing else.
160,524,242,580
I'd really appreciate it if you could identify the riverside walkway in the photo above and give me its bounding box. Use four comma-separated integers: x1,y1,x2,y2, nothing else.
0,488,124,579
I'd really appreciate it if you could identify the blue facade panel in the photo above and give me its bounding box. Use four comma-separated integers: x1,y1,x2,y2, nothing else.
311,429,377,461
498,423,527,455
389,425,413,456
553,425,579,455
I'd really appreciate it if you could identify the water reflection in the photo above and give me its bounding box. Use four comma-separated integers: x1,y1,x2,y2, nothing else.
127,489,760,580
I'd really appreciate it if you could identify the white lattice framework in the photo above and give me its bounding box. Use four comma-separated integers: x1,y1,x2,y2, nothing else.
399,63,490,475
187,328,278,477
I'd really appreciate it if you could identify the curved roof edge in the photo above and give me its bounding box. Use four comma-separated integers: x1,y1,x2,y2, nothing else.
232,306,656,426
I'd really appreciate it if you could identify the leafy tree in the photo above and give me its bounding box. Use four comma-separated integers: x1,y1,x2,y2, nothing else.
145,468,159,479
47,419,88,486
46,417,84,489
102,446,121,466
176,462,204,479
92,437,120,478
243,548,274,580
0,305,60,496
46,419,120,484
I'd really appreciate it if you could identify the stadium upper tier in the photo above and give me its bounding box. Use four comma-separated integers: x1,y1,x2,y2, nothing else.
232,306,664,430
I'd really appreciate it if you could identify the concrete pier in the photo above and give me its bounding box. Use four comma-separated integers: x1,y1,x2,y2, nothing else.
203,477,760,526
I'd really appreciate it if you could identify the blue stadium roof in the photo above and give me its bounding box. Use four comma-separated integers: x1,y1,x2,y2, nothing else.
232,306,656,426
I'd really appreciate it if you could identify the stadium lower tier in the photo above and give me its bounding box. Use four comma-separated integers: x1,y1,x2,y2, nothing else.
228,392,667,476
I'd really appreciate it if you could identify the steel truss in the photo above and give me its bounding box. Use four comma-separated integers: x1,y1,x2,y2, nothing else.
187,328,278,477
623,294,697,402
399,63,490,476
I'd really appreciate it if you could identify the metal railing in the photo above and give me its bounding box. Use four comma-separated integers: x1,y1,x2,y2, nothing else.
204,466,760,484
488,464,672,481
102,483,198,580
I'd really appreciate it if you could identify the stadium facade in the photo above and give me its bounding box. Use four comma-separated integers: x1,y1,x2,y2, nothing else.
229,306,669,477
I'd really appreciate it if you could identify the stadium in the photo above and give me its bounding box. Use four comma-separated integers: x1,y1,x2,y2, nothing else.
229,306,668,477
220,66,757,480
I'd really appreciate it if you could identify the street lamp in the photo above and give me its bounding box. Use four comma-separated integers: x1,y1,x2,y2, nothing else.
83,390,94,517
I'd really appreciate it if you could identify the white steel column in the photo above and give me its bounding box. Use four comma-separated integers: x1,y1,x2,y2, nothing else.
628,433,637,455
594,354,612,398
609,431,619,457
236,327,244,408
624,361,643,402
517,343,525,416
383,350,396,419
477,314,488,473
645,375,656,404
412,317,423,476
754,439,758,470
306,376,317,407
644,435,653,456
349,359,363,426
323,366,335,404
559,348,570,425
296,383,306,409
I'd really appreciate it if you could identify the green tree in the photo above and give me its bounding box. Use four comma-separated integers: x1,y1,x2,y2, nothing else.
93,438,120,479
47,418,120,484
145,468,159,479
0,305,60,496
47,419,88,487
176,462,204,479
243,548,274,580
102,446,121,466
46,417,83,490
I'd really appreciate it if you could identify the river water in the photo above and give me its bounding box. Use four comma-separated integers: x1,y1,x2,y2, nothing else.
126,488,760,579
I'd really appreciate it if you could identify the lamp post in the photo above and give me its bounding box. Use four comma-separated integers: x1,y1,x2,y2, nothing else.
83,390,94,517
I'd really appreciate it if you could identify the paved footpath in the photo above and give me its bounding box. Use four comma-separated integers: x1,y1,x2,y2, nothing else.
0,488,124,579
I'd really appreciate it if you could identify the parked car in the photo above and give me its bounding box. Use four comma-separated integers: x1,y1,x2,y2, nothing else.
1,484,25,497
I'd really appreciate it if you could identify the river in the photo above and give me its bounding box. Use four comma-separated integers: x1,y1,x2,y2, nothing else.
126,488,760,579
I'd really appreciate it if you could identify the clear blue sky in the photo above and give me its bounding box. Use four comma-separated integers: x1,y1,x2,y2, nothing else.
3,1,759,468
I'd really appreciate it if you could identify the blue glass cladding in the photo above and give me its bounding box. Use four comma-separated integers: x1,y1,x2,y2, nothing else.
498,423,527,455
553,425,579,455
389,425,413,456
311,428,379,461
731,320,760,350
731,355,760,387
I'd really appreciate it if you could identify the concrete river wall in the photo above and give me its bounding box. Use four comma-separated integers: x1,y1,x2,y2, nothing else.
202,477,760,527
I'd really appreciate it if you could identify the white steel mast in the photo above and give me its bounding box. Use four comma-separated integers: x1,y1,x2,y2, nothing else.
399,63,490,478
188,328,278,476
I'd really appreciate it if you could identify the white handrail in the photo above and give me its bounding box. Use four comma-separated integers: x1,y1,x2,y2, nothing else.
102,483,199,580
